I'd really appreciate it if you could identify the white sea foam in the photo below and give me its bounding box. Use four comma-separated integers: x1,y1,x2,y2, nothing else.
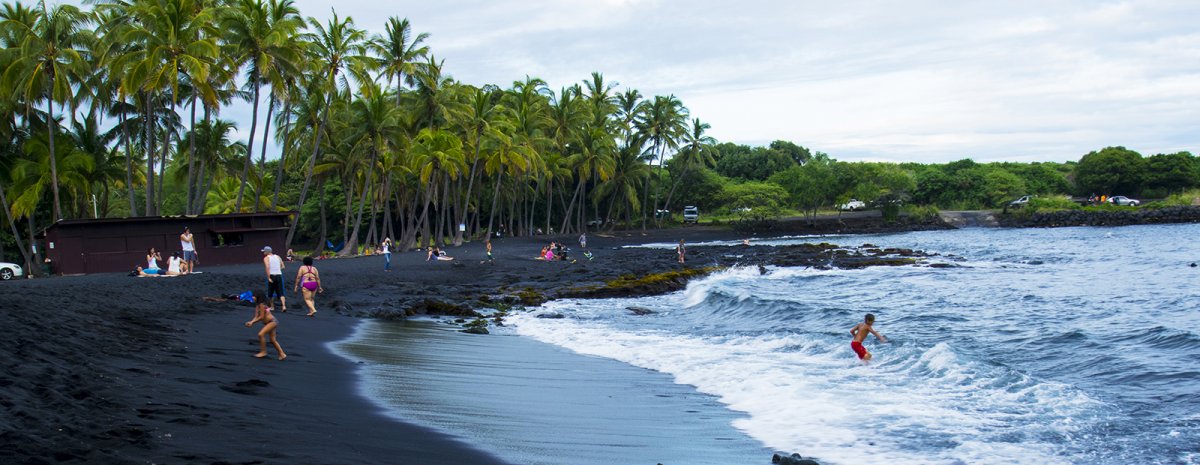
507,294,1097,465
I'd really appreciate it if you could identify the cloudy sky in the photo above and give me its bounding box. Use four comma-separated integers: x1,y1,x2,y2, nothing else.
77,0,1200,163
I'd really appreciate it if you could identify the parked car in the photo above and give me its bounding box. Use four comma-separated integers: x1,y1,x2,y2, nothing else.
839,199,866,211
1008,195,1032,208
586,218,608,227
654,209,670,219
1107,196,1140,206
682,206,700,223
0,261,24,280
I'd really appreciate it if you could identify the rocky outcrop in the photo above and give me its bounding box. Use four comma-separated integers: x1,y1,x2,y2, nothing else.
999,206,1200,228
773,452,821,465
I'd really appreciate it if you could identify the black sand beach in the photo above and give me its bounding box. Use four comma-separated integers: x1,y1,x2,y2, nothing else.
0,217,944,464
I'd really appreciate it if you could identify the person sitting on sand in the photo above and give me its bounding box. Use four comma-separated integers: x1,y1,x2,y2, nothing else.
245,289,286,360
849,313,887,361
165,252,184,276
436,248,454,261
146,247,163,273
293,256,322,317
544,245,555,261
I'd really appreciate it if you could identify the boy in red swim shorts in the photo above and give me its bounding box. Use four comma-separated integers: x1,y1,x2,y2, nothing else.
850,313,887,361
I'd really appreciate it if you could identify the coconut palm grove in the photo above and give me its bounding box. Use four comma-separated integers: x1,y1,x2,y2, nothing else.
2,1,1197,272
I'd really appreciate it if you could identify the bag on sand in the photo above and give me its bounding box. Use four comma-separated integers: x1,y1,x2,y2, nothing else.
237,290,254,302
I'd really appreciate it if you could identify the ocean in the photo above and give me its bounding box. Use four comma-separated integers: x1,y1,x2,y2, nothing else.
337,224,1200,465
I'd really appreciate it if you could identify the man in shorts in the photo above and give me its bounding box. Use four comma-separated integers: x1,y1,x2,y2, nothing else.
262,246,287,312
180,227,196,273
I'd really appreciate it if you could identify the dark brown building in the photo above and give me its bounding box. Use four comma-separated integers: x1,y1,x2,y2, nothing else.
42,212,293,275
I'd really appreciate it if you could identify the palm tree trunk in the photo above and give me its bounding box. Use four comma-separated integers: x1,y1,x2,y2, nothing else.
485,170,504,237
236,82,262,213
46,94,63,221
254,97,275,212
120,107,137,216
185,93,198,214
0,181,32,271
143,96,155,216
285,99,332,250
561,177,583,234
454,140,481,246
662,163,691,218
157,103,173,215
271,97,293,210
340,147,379,256
316,178,328,254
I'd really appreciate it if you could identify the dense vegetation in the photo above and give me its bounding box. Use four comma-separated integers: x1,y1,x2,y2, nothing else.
0,1,1196,271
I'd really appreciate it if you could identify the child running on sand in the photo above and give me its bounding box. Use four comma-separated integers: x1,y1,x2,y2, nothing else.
245,290,286,360
849,313,886,361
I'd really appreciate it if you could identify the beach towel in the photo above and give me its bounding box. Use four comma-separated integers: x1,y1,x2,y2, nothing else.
238,290,254,302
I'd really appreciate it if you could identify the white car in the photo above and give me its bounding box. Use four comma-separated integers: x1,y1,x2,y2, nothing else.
1008,195,1031,208
682,206,700,223
839,199,866,211
0,261,24,280
1107,196,1140,206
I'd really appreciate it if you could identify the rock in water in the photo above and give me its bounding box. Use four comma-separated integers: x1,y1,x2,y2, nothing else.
772,452,820,465
627,306,655,315
535,312,565,319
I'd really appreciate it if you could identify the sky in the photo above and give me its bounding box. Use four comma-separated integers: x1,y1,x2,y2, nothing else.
71,0,1200,164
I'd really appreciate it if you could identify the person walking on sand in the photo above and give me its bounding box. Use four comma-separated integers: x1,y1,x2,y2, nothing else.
262,246,287,312
676,239,686,264
484,240,494,264
180,227,196,273
381,237,392,271
850,313,887,361
293,256,322,316
579,232,587,249
245,289,286,360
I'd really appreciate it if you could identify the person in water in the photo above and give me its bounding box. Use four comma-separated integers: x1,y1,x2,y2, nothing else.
849,313,887,361
292,256,322,317
245,289,286,360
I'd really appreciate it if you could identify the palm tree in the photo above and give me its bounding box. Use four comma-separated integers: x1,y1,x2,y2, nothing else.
339,80,400,256
452,84,503,245
223,0,302,212
635,94,687,228
662,118,715,215
285,11,365,249
368,16,428,105
114,0,219,216
2,2,94,221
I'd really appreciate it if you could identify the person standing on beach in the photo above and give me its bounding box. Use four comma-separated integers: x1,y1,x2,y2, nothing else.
849,313,887,361
245,289,286,360
579,232,587,249
484,240,494,264
262,246,287,312
382,237,392,271
676,239,686,264
293,256,322,316
180,227,196,273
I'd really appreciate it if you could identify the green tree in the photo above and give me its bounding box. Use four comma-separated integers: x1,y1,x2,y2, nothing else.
2,2,93,220
1074,146,1146,196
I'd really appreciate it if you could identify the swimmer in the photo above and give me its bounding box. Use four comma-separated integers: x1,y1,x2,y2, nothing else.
849,313,886,361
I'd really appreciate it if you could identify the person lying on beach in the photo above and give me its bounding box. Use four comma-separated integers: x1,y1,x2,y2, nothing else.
132,266,175,277
245,289,286,360
849,313,887,361
293,256,322,317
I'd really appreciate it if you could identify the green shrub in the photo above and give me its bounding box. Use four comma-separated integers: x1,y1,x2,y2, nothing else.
1026,195,1081,212
902,204,940,221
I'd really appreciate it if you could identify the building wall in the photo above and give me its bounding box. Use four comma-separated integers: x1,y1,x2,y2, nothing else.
44,214,291,275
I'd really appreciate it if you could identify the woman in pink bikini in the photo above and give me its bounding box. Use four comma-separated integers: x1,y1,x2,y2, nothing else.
245,290,286,360
292,256,322,317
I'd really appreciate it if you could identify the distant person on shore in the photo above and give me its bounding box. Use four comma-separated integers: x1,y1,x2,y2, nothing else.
286,248,295,262
676,239,686,263
262,246,287,312
484,240,494,264
245,289,286,360
849,313,887,361
382,237,392,271
180,227,196,273
579,232,587,249
293,256,322,317
146,247,162,273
